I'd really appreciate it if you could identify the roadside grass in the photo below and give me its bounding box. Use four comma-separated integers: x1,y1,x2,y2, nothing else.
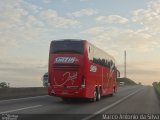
153,82,160,96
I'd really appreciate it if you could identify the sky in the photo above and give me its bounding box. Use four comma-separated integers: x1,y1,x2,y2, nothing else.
0,0,160,87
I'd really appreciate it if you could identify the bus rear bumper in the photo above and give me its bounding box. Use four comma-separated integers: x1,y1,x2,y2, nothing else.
48,88,87,98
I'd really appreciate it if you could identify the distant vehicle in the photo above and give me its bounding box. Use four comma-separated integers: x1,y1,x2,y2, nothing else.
119,82,125,86
42,72,48,87
0,82,9,88
48,39,120,102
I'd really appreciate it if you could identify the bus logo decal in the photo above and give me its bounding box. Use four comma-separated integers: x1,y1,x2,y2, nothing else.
63,72,77,84
90,65,97,72
55,57,79,63
54,72,78,86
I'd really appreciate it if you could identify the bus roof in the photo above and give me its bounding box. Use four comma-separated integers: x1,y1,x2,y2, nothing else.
51,39,85,42
51,39,115,62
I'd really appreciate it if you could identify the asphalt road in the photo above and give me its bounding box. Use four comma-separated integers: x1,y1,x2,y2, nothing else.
0,85,159,120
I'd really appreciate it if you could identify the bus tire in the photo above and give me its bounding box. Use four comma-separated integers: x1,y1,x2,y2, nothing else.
110,87,116,96
90,89,97,102
97,88,101,101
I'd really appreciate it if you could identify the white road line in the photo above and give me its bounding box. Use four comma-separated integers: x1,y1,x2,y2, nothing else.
0,105,42,114
82,88,143,120
0,95,48,103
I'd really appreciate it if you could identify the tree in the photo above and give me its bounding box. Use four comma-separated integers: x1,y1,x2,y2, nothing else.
0,82,9,88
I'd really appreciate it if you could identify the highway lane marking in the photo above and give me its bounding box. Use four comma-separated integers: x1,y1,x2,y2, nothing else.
0,95,48,103
0,105,42,114
82,88,144,120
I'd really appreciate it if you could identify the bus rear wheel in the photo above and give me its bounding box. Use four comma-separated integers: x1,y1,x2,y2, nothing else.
97,88,101,101
90,89,97,102
110,87,116,96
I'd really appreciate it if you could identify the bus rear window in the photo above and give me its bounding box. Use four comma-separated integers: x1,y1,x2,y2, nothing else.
50,40,84,54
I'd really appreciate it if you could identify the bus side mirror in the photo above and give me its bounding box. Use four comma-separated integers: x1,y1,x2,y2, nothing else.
117,70,120,78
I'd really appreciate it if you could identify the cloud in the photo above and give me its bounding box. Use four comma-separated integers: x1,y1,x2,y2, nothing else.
96,15,128,24
0,0,80,87
63,0,73,2
0,0,79,55
42,0,52,3
68,8,97,17
0,0,26,48
40,9,79,28
80,27,106,35
0,0,45,51
89,0,160,54
0,0,48,87
0,58,47,87
82,27,155,52
132,0,160,33
1,0,160,86
80,0,92,1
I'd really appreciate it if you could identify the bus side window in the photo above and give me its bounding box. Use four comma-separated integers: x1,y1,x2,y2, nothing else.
88,46,92,61
93,57,96,63
110,60,113,68
106,59,109,67
108,61,110,67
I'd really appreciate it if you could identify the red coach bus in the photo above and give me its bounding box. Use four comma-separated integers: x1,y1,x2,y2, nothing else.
48,39,120,102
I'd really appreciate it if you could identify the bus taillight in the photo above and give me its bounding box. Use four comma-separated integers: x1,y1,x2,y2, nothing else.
81,76,86,88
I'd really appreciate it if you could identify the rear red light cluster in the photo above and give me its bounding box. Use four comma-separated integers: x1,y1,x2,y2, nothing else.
81,76,86,88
